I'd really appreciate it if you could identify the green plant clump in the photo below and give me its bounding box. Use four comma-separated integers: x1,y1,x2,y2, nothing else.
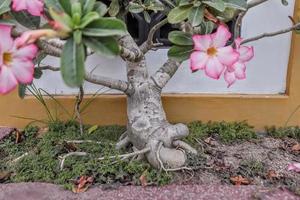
186,121,257,145
265,126,300,141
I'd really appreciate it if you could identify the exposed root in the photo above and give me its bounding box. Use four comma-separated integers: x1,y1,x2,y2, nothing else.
116,136,131,150
173,140,198,155
98,147,150,161
11,152,29,163
65,140,103,145
59,152,88,170
156,142,192,172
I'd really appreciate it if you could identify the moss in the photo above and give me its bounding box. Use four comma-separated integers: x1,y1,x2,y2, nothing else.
0,121,170,188
186,121,257,145
237,159,267,178
265,126,300,141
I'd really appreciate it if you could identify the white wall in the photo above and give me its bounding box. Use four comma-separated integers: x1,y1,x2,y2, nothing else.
33,0,295,95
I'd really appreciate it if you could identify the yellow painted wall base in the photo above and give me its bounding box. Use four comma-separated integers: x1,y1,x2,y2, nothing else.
1,3,300,130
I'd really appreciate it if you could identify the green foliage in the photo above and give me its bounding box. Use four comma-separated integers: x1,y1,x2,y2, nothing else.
0,0,11,15
61,37,85,87
265,126,300,141
186,121,257,144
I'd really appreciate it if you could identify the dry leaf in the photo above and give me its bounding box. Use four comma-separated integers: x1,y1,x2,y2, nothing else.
139,171,148,187
0,171,11,182
267,170,278,179
292,143,300,152
230,175,250,186
72,176,94,193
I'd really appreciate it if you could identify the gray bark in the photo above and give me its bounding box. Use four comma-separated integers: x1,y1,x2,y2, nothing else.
114,56,196,169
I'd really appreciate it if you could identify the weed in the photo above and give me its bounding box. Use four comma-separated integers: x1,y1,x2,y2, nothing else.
265,126,300,141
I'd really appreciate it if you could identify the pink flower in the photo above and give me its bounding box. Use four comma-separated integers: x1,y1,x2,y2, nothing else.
288,163,300,173
224,38,254,87
190,25,239,79
0,25,38,94
12,0,44,16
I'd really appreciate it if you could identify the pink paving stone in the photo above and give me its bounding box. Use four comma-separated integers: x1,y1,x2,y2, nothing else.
0,183,299,200
0,127,14,141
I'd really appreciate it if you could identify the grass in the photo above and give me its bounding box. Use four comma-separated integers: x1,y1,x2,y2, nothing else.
265,126,300,141
0,121,170,189
186,121,257,145
1,120,299,190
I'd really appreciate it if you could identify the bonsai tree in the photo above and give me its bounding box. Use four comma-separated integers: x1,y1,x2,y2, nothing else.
0,0,298,169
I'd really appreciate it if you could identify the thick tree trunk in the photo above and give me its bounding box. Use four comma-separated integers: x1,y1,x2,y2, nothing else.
116,58,197,169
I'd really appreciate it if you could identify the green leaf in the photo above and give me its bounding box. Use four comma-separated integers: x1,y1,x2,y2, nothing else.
18,84,27,99
168,31,193,46
93,1,107,17
167,45,193,62
58,0,72,15
83,37,120,57
82,0,96,14
88,125,98,134
49,7,73,31
61,38,85,87
167,5,193,24
11,11,40,29
128,2,144,13
188,6,204,27
34,68,43,79
109,0,120,17
203,0,226,12
73,30,82,44
79,12,100,28
45,0,63,11
0,19,16,26
0,0,11,15
143,11,151,23
83,18,126,37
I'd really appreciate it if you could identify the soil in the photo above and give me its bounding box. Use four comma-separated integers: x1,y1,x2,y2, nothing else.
0,124,299,199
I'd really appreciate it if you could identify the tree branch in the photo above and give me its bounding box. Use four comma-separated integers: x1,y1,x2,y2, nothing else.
241,23,300,45
151,59,181,90
38,65,134,95
247,0,270,9
118,34,144,62
85,72,134,95
140,18,169,53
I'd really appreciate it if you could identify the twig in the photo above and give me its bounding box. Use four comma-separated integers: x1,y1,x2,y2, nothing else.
38,65,60,71
11,152,29,163
156,142,192,172
140,18,169,53
59,152,88,170
75,86,84,135
65,140,103,145
241,23,300,45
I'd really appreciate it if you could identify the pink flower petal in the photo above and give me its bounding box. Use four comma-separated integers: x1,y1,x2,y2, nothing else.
26,0,44,16
212,25,232,48
224,70,236,88
233,62,246,80
0,25,13,52
14,44,38,60
0,65,18,94
217,46,239,66
235,37,243,49
238,46,254,62
205,57,225,79
12,0,27,11
190,51,209,72
12,0,44,16
192,35,212,51
10,59,34,84
288,163,300,173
